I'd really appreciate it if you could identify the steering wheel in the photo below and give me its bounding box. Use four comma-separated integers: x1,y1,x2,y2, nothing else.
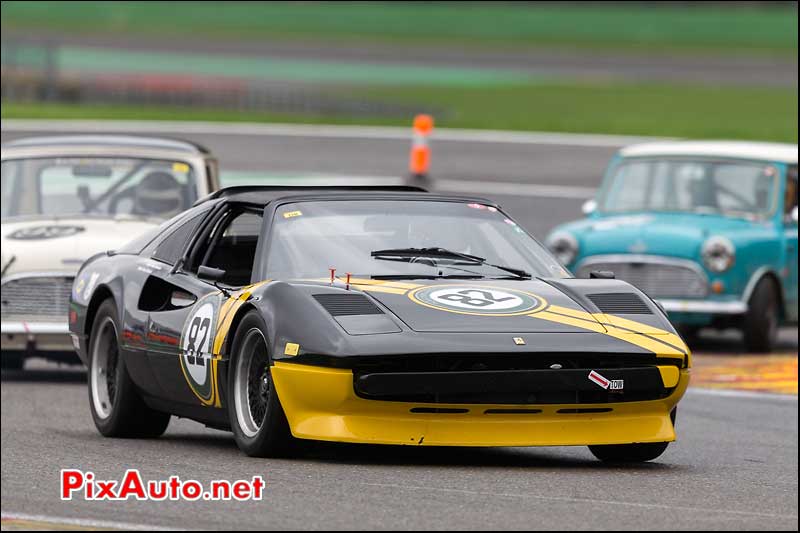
107,185,138,215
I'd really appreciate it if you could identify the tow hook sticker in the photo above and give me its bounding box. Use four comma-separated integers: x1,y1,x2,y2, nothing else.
588,370,623,390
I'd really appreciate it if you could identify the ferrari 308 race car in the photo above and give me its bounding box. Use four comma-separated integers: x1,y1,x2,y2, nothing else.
69,186,690,462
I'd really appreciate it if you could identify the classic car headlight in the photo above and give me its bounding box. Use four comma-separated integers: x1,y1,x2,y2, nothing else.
547,231,579,266
702,236,735,272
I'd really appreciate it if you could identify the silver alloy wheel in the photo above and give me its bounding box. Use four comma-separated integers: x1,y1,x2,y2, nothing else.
90,316,119,419
234,328,270,438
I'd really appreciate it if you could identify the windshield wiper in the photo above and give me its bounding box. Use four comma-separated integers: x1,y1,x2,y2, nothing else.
370,247,531,279
371,274,485,280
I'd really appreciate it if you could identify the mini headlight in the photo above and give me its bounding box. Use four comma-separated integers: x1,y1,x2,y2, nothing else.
702,236,735,273
547,232,579,266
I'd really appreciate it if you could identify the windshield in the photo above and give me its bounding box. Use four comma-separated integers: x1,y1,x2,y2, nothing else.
264,200,569,280
600,158,779,218
1,157,197,220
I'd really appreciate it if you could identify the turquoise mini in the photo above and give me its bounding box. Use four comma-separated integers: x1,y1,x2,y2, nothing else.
547,141,798,352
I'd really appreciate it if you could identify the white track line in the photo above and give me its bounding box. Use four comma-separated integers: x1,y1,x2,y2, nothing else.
0,512,181,531
1,119,668,147
687,387,798,402
435,178,595,199
220,172,595,199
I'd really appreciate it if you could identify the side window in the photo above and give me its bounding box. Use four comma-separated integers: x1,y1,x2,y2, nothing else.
785,165,798,219
192,208,263,286
152,213,206,265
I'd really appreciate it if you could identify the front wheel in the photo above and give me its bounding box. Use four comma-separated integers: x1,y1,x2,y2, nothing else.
227,310,294,457
88,299,170,437
742,278,780,353
588,442,669,462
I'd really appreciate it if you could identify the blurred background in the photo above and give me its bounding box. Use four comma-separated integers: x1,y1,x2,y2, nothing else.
1,1,797,141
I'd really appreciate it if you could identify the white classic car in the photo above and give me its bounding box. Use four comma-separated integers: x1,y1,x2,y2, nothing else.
1,135,220,368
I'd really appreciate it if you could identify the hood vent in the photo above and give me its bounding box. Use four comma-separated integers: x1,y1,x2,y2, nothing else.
587,293,652,315
313,294,384,316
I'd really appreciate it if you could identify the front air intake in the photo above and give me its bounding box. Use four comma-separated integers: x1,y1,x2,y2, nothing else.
586,293,653,314
313,293,384,316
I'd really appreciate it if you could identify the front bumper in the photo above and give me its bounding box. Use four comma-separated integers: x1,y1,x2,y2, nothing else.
658,299,747,315
271,362,690,447
1,320,73,352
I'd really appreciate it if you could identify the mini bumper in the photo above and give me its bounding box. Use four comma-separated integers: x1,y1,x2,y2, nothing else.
271,362,690,447
658,299,747,315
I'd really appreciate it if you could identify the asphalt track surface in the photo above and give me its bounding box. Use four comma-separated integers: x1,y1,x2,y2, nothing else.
1,366,797,530
1,123,798,530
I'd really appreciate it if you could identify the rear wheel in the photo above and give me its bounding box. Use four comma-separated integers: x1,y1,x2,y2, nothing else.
227,310,294,457
742,278,780,353
588,442,669,463
88,299,170,437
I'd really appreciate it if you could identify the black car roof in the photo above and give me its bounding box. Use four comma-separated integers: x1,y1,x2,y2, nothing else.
3,135,211,154
195,185,497,209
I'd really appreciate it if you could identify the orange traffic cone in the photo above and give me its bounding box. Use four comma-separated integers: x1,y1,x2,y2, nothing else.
409,114,434,181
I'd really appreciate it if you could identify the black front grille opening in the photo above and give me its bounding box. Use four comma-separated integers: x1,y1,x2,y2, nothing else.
359,389,670,405
587,293,653,314
484,408,543,415
557,408,613,414
350,353,673,374
409,407,469,414
312,293,384,316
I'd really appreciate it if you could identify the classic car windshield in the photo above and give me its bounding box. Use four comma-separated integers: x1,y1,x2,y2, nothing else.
600,158,779,218
1,157,197,220
265,200,569,280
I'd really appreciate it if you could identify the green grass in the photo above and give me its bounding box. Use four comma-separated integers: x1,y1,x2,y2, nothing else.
4,80,797,142
2,1,797,55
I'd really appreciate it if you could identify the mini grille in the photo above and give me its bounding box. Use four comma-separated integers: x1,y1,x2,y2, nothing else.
1,276,74,321
577,260,707,298
587,293,653,314
313,294,384,316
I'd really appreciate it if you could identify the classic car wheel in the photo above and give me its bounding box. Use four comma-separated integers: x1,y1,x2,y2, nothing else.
588,442,669,463
228,310,293,457
88,299,170,437
743,278,779,353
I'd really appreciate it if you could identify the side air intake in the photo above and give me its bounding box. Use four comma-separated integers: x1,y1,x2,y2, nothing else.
313,294,384,316
586,293,653,315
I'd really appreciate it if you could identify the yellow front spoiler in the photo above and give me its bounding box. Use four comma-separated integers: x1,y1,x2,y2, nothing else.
271,362,690,447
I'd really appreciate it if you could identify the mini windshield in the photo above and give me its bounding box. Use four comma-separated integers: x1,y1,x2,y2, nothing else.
264,200,569,280
1,157,197,220
600,158,779,218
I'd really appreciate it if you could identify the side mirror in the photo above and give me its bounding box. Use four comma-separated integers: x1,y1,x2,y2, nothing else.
198,265,226,282
582,199,597,216
589,270,615,279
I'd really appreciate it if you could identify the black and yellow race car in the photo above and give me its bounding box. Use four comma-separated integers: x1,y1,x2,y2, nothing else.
69,186,690,462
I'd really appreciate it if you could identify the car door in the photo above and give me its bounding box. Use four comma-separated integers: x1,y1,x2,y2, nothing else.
147,203,264,407
142,209,219,403
782,165,798,321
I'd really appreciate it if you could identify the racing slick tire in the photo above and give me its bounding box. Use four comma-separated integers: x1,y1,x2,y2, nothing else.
588,441,669,463
88,299,170,438
227,310,294,457
742,277,779,353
